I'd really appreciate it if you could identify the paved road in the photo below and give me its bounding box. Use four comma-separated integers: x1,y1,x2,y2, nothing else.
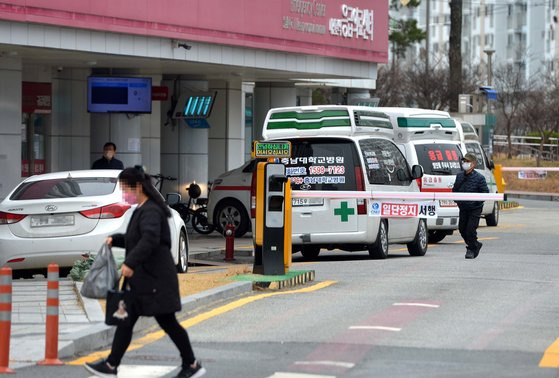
14,199,559,377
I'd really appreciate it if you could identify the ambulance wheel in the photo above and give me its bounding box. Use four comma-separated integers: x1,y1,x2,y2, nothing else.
214,200,249,237
428,230,449,244
368,220,388,259
407,219,428,256
301,246,321,260
486,202,499,227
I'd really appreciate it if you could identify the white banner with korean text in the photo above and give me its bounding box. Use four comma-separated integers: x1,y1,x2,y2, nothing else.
369,201,438,219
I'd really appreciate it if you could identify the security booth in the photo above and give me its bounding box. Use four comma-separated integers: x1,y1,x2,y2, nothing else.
252,141,292,275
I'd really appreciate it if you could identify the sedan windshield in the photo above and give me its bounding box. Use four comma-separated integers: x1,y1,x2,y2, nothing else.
10,177,117,200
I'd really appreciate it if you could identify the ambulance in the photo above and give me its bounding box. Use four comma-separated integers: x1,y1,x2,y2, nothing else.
262,105,428,259
371,108,466,243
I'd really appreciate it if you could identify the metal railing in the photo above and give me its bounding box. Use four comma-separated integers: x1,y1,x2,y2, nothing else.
492,135,559,161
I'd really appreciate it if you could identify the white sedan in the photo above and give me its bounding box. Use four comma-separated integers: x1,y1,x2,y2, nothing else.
0,170,189,277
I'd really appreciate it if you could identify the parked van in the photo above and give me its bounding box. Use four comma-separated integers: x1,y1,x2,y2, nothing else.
370,108,466,243
262,105,427,259
455,120,499,226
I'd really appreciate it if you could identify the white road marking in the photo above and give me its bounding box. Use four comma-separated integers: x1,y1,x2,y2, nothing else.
349,326,402,332
269,373,337,378
393,302,440,308
294,360,355,369
88,364,176,378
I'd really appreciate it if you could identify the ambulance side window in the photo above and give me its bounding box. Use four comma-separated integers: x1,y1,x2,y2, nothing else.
359,139,411,186
465,142,487,170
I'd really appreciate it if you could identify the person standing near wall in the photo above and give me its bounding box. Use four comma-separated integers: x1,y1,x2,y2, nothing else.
452,152,489,259
92,142,124,170
84,166,206,378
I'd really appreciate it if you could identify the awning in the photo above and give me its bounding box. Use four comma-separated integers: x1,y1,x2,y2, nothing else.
479,86,498,100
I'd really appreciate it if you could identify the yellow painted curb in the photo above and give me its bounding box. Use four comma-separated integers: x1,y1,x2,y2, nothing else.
539,337,559,367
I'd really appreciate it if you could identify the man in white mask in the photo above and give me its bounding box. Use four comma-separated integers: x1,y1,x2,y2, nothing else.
92,142,124,170
452,152,489,259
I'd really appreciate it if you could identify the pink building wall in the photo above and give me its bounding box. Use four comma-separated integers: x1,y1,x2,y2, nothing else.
0,0,388,63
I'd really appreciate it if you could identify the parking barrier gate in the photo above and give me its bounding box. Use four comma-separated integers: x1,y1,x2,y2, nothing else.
0,267,14,374
37,264,63,366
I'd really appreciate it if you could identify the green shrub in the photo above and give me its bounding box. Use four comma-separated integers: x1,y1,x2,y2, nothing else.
69,255,95,281
69,253,125,281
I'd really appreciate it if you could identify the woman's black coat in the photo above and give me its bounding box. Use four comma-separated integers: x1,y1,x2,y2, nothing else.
111,199,181,316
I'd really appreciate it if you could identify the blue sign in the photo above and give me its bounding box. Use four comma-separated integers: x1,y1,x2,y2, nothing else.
185,119,210,129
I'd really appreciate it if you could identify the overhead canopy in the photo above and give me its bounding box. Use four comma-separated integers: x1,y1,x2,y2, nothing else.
479,86,498,101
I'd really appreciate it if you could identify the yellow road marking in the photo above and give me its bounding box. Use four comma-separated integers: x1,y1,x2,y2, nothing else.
68,280,336,365
539,337,559,367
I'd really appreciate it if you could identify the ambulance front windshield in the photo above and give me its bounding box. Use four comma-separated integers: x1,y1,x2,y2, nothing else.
414,143,463,175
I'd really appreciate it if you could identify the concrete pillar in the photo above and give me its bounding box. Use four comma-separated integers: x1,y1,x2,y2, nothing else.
0,57,22,200
160,80,209,199
50,68,90,172
90,113,142,168
141,75,162,174
253,82,296,141
207,79,244,181
243,83,255,162
297,87,313,106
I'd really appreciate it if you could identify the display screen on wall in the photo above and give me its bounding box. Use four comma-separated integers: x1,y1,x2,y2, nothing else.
87,77,152,113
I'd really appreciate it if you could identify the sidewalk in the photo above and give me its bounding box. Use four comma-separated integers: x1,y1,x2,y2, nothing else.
7,232,255,370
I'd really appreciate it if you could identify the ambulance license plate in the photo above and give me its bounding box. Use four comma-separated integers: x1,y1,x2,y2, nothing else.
292,198,324,207
439,200,457,207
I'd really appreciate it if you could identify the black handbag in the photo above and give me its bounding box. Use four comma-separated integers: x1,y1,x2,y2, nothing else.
105,278,134,327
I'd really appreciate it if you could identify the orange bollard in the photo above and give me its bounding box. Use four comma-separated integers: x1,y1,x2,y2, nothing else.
0,267,15,374
37,264,63,366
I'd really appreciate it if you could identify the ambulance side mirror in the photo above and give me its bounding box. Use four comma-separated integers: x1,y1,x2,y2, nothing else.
411,165,424,179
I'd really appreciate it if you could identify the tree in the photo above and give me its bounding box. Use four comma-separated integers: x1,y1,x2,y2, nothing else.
373,61,482,108
388,0,425,67
448,0,463,112
404,59,449,109
373,65,407,106
493,64,527,158
522,75,559,164
389,19,426,60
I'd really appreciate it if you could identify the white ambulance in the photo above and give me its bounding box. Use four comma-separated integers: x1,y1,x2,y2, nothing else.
371,108,466,243
262,105,428,259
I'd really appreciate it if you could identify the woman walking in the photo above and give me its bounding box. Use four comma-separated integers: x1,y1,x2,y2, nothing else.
85,166,206,378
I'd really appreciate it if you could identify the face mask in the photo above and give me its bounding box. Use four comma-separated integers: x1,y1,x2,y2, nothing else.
122,191,138,205
462,162,472,171
104,151,115,160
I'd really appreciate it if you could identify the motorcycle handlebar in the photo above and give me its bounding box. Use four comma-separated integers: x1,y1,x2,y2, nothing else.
153,174,177,181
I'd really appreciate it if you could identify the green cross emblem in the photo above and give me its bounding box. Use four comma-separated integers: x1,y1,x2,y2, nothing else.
334,201,355,222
